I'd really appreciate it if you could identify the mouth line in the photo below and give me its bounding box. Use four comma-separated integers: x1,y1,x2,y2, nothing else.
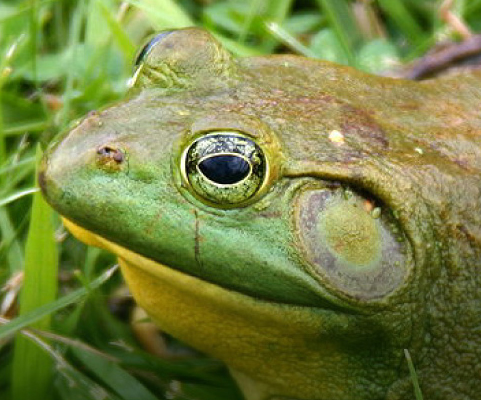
61,216,367,318
61,217,340,318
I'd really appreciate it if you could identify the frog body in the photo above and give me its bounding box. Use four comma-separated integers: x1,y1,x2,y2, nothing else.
39,28,481,400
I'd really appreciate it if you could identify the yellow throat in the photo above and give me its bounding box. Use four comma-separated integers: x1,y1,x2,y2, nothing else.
62,217,340,400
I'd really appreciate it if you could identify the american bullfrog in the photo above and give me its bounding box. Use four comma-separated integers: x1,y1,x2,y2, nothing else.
39,28,481,400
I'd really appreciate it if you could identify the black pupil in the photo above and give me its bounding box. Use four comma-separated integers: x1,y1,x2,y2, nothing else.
199,155,250,185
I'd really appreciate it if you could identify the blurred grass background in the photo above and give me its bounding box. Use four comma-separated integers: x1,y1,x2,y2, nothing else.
0,0,479,399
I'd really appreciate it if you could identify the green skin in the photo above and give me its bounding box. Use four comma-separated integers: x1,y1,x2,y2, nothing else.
39,28,481,400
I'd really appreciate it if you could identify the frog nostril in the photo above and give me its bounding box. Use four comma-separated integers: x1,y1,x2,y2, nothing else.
96,145,125,167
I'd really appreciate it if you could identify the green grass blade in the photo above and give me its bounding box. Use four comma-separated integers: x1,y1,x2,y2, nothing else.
0,264,118,340
466,0,481,14
0,156,35,176
237,0,294,44
264,0,293,22
11,146,59,400
125,0,194,29
97,1,136,61
0,37,25,176
29,0,39,84
315,0,360,66
0,188,38,208
0,91,5,169
258,0,295,52
3,120,49,136
9,326,123,400
404,349,424,400
377,0,425,46
0,209,24,272
72,346,161,400
58,0,86,130
265,21,318,58
239,0,263,42
56,364,123,400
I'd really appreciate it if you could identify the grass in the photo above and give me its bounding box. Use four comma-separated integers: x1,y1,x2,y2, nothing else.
11,146,58,400
0,0,478,399
404,349,424,400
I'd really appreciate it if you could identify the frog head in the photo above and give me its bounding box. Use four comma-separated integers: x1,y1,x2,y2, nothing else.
39,28,481,400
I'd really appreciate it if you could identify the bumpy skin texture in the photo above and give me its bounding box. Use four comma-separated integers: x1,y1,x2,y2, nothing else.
39,28,481,400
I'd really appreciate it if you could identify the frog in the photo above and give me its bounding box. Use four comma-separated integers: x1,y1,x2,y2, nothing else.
39,28,481,400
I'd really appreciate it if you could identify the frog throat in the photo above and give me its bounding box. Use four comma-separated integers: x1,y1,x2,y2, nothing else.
62,217,332,399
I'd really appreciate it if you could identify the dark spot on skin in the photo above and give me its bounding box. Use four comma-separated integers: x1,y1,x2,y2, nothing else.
453,157,471,170
456,223,479,245
144,209,163,236
340,105,389,150
194,210,202,269
258,210,283,219
397,102,420,111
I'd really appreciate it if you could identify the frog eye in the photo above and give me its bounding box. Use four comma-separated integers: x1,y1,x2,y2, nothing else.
181,132,267,206
134,31,174,67
294,187,412,300
130,28,236,90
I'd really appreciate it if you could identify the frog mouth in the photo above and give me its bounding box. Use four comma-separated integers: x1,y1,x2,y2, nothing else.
62,217,325,317
61,216,328,327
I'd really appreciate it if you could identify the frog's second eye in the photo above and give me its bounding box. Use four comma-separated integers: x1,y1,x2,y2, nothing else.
182,133,267,206
134,31,174,67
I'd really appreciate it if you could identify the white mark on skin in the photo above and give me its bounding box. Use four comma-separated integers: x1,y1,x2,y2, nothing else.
371,207,381,219
414,147,424,155
328,130,345,145
128,66,142,88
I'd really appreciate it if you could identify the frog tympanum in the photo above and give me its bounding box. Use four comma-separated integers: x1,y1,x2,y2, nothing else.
39,28,481,400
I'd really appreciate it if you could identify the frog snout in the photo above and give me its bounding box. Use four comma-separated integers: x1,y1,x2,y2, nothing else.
38,129,92,212
38,144,68,209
